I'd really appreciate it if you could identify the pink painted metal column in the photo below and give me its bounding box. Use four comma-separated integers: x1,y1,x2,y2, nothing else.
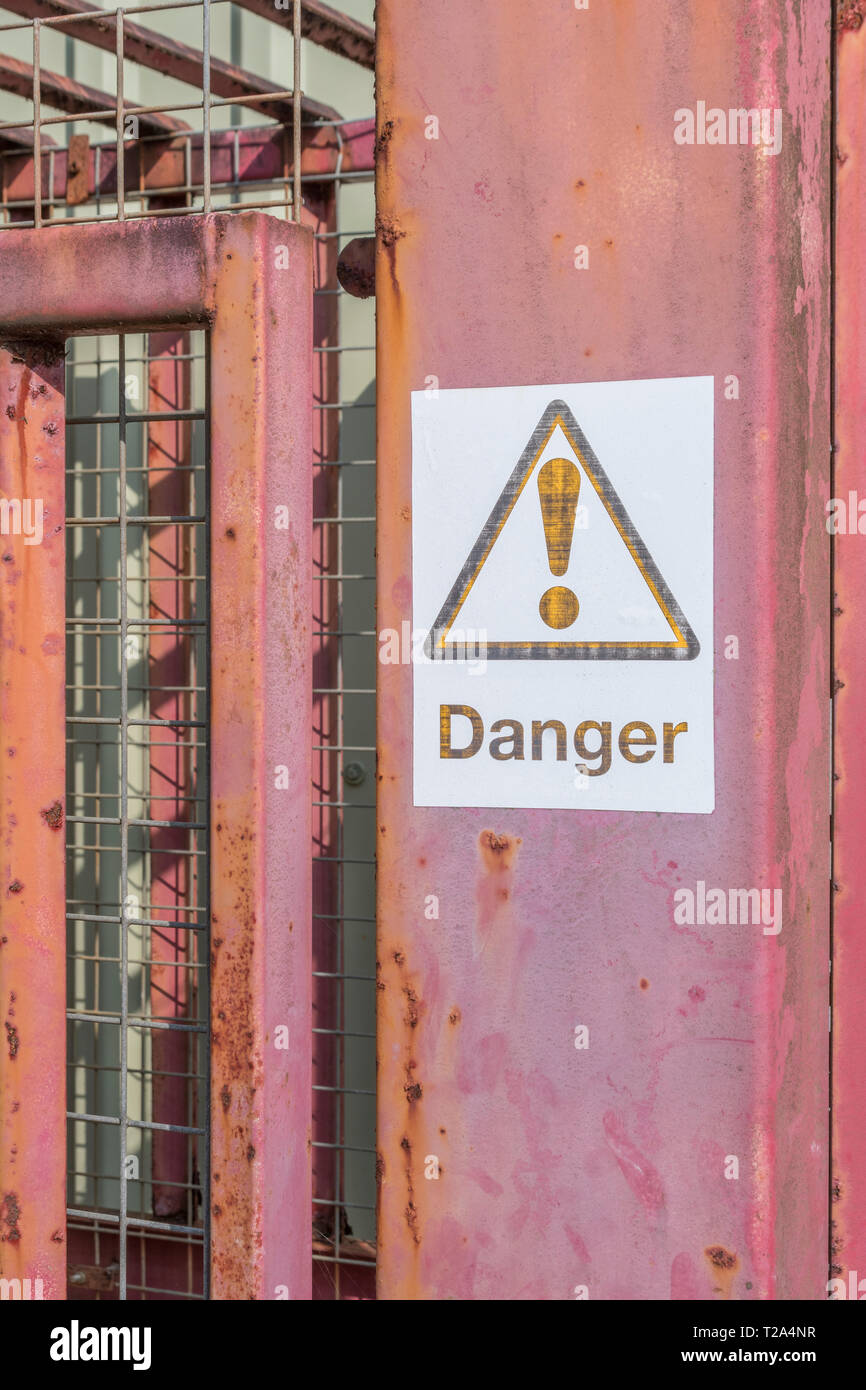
376,1,831,1299
0,339,67,1297
832,3,866,1297
207,213,313,1300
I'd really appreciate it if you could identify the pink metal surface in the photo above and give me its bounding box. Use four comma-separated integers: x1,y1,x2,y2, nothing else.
206,212,313,1300
376,0,831,1299
831,1,866,1295
0,339,67,1298
0,210,314,1299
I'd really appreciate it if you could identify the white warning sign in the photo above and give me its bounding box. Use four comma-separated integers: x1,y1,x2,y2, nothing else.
410,378,714,812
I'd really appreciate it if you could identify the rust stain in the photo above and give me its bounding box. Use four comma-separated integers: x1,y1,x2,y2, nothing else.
400,1136,420,1245
479,829,521,871
375,212,406,297
0,1191,21,1242
389,950,426,1248
376,213,405,249
838,0,865,31
704,1244,739,1299
476,830,522,950
374,118,395,157
404,984,420,1028
40,800,64,831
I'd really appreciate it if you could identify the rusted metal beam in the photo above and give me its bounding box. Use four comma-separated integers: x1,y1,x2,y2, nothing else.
0,338,68,1299
0,52,189,135
375,0,830,1300
0,117,374,215
0,0,339,125
0,125,57,151
0,212,314,1299
235,0,374,70
831,1,866,1301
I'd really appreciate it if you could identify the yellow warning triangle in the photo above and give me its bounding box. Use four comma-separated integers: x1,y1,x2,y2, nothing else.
424,399,699,661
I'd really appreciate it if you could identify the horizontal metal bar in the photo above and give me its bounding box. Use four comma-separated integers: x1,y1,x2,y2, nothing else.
67,409,206,425
312,1085,375,1097
313,974,376,985
312,1197,376,1212
67,1110,206,1137
66,617,206,627
67,814,207,829
311,1253,376,1270
67,1207,203,1239
67,911,207,930
66,714,206,727
66,1010,207,1033
67,514,206,525
313,913,375,923
311,1140,376,1153
312,1029,375,1040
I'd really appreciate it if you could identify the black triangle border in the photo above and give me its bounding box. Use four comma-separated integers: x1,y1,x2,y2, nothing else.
422,398,701,662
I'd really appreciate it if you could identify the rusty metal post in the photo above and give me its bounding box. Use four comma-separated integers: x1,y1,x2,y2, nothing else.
832,3,866,1297
0,338,67,1298
207,213,313,1301
376,0,830,1299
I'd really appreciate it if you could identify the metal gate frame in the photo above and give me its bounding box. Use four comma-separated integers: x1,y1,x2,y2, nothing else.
0,209,313,1299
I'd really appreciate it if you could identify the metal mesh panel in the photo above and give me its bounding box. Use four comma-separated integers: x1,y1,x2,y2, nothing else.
66,330,210,1299
311,173,376,1297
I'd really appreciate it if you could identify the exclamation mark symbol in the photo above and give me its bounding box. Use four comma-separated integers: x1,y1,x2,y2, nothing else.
538,456,581,629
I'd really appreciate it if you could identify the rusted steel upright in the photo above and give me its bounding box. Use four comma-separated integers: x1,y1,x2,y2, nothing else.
197,214,314,1301
0,339,67,1298
376,1,831,1299
0,211,314,1300
832,1,866,1298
